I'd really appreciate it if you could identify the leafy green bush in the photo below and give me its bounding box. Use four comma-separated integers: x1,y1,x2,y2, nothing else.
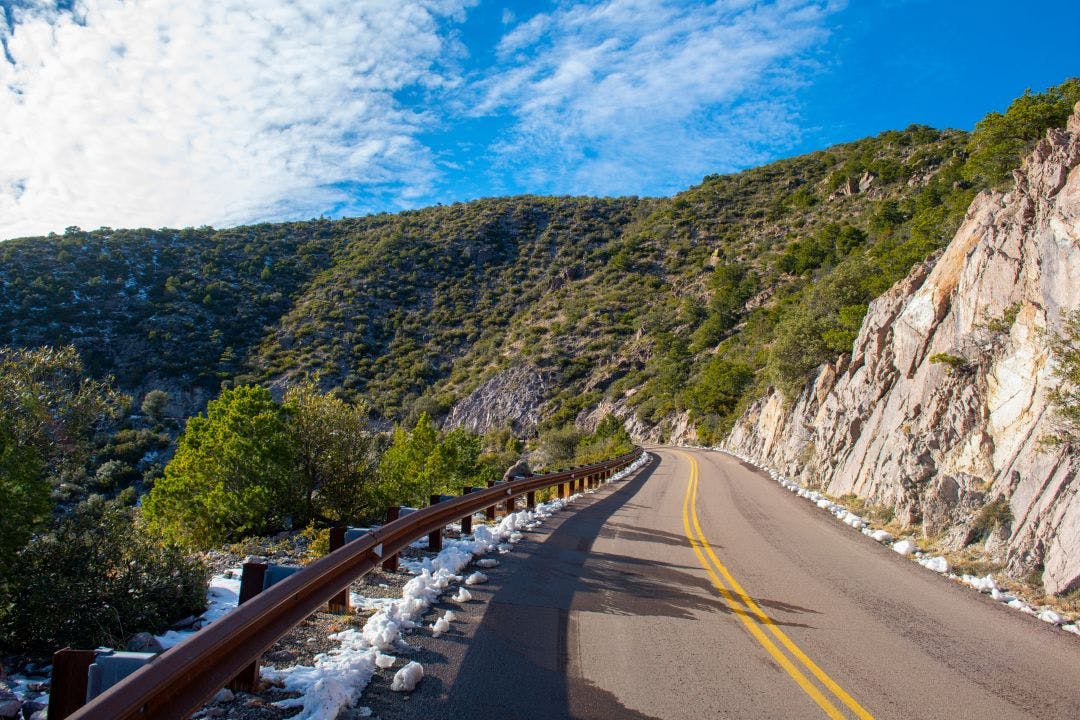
929,352,973,374
0,346,125,588
284,381,379,524
0,493,207,654
142,385,297,549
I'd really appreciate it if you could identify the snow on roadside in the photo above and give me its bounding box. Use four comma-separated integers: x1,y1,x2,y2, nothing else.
715,447,1078,636
155,568,243,649
262,451,651,718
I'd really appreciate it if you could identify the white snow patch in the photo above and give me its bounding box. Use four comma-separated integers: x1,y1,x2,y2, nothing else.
919,556,949,573
452,587,473,603
465,572,488,586
871,530,894,543
375,653,396,669
892,540,918,556
155,568,242,649
476,558,499,568
391,661,424,692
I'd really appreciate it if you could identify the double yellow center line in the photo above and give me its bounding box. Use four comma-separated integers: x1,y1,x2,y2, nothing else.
678,451,874,720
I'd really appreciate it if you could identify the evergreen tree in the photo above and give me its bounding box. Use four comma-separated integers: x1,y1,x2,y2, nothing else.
142,385,296,549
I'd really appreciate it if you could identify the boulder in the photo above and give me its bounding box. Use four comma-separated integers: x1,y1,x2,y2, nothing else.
127,631,165,654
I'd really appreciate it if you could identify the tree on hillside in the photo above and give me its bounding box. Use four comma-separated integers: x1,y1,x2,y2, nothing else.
376,413,488,507
142,385,297,549
284,381,379,524
0,346,124,585
965,79,1080,187
141,389,169,424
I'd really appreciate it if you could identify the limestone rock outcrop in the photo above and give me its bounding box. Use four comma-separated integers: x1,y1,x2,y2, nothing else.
445,365,550,435
725,104,1080,594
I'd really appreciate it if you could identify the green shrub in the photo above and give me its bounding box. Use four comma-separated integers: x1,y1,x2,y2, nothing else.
965,79,1080,187
142,385,297,549
969,497,1013,543
0,494,208,654
929,352,973,374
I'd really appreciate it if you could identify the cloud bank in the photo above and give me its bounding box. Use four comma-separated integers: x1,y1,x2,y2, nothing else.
478,0,838,196
0,0,838,239
0,0,472,238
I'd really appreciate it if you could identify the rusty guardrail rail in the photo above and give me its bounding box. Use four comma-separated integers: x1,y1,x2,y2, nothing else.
66,447,644,719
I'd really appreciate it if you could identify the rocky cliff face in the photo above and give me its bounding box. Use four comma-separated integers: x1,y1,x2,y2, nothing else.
444,365,551,434
725,104,1080,595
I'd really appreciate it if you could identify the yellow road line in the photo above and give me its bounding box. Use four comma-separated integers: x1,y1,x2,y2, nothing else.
680,455,847,719
679,450,874,720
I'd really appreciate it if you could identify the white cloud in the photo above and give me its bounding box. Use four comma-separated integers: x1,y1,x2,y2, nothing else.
0,0,474,239
479,0,841,196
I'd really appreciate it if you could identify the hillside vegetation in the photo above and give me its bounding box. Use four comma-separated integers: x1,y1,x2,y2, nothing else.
2,81,1077,444
2,80,1078,653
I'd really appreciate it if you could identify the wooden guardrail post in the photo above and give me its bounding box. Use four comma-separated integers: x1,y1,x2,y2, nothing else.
504,486,515,515
327,527,349,613
383,506,401,572
429,495,445,552
47,647,97,720
558,480,567,498
485,480,497,520
461,487,476,535
229,561,268,692
526,490,536,509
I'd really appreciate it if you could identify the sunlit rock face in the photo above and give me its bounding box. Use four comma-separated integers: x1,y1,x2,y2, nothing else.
727,103,1080,595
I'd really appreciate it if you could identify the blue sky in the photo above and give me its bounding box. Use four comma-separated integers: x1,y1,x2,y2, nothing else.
0,0,1077,239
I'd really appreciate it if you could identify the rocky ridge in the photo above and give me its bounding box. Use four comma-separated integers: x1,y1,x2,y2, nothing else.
444,365,551,434
725,103,1080,595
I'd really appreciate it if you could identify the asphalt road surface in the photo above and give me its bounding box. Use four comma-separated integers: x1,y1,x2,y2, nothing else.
363,447,1080,719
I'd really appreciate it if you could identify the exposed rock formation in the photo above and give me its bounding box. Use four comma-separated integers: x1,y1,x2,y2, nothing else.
445,365,551,434
579,396,697,445
726,104,1080,595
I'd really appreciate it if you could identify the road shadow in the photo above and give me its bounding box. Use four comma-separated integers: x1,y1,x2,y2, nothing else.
381,452,818,719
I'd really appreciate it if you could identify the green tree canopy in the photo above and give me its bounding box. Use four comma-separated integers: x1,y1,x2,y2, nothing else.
284,380,378,524
965,79,1080,187
0,346,124,585
142,385,296,549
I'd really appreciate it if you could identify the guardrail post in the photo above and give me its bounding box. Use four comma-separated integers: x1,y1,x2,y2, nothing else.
461,487,476,535
486,481,497,520
229,561,268,692
429,495,444,552
47,647,96,720
504,486,515,515
383,506,401,572
558,481,567,498
327,527,349,613
526,490,536,509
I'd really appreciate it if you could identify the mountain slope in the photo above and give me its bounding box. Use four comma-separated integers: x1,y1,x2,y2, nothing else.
726,102,1080,594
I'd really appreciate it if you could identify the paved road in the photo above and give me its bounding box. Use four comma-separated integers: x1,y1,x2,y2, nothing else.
363,447,1080,719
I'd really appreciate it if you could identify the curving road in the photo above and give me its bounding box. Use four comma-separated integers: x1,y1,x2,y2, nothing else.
363,447,1080,719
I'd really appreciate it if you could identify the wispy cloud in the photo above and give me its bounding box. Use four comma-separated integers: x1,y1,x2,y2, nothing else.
478,0,840,196
0,0,473,239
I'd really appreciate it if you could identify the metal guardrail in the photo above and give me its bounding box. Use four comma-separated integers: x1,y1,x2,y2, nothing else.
65,447,643,719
